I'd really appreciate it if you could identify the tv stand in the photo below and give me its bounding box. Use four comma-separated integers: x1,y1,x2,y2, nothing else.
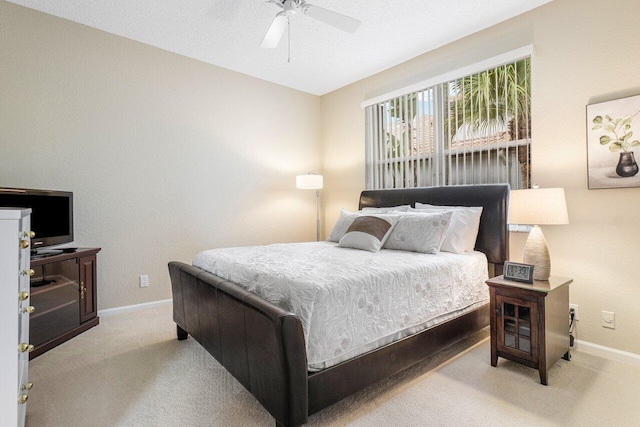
29,247,101,359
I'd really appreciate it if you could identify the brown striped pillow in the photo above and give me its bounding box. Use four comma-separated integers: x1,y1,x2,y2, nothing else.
338,215,399,252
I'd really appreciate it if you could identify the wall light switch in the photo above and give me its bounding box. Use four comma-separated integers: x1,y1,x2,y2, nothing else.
602,311,615,329
139,275,149,288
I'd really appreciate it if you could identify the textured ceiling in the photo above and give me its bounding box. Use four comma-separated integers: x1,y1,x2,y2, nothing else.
8,0,552,95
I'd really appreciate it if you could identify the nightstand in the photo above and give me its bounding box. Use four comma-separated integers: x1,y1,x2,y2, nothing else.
486,275,572,385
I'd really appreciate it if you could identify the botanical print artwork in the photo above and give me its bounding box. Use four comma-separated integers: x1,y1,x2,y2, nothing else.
587,94,640,189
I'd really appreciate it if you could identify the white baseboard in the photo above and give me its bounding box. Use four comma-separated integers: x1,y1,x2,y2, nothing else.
575,339,640,366
98,299,172,317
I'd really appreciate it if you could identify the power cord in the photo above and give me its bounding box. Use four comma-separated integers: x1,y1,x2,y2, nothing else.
569,308,576,347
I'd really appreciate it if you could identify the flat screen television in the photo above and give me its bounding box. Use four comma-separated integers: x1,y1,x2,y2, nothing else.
0,187,74,250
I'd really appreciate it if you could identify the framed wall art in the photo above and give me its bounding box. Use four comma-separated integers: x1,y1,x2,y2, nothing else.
586,94,640,189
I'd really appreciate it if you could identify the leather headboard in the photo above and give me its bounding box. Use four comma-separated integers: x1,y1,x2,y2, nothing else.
358,184,509,265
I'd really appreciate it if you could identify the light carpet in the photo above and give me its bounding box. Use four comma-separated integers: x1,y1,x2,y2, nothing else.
26,303,640,426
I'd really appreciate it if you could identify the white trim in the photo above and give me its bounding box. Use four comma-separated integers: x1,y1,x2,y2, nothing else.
361,44,534,108
574,339,640,366
98,298,172,317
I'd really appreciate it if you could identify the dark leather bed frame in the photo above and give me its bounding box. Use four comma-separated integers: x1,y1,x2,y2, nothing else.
168,184,509,426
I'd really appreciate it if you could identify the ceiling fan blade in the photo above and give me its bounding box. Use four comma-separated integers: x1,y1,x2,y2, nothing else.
260,13,288,48
304,4,361,34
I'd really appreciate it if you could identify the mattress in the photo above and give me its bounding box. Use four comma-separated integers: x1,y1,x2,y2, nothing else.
193,241,489,371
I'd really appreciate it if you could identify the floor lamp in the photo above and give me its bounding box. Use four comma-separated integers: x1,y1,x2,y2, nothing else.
508,187,569,280
296,173,323,241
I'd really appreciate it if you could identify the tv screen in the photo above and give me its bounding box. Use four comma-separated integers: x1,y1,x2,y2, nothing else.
0,188,73,249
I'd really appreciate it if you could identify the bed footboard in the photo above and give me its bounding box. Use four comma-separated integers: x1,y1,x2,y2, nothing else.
169,261,308,426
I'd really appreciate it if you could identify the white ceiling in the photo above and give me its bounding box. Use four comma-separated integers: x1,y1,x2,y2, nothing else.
9,0,552,95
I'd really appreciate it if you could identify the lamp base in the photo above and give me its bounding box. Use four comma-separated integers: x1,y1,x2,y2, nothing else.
523,225,551,281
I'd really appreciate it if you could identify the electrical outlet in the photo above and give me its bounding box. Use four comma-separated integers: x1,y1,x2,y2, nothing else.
602,311,615,329
139,275,149,288
570,304,579,320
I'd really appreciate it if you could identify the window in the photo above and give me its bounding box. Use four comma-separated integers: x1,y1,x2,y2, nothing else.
365,55,531,190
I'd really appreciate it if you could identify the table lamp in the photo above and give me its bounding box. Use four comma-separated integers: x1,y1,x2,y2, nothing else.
508,187,569,280
296,173,323,241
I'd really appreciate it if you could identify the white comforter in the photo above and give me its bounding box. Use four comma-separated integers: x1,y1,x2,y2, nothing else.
193,242,488,371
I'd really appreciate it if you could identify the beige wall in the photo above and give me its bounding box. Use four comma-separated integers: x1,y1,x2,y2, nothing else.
321,0,640,354
0,3,322,309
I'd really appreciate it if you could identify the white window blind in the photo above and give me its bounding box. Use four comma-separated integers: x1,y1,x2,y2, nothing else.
365,56,531,190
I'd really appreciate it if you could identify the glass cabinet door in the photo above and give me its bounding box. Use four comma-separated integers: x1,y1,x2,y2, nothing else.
30,259,80,347
496,295,538,362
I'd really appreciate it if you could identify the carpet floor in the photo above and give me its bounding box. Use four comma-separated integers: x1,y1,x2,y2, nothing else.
26,303,640,426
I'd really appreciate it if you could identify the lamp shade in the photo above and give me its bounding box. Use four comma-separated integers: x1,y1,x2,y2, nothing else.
508,188,569,225
296,174,323,190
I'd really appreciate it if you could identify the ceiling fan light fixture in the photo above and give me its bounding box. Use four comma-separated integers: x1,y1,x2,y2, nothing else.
260,0,362,51
282,0,299,14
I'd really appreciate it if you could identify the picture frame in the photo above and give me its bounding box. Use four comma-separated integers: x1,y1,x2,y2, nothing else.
586,94,640,189
503,261,534,284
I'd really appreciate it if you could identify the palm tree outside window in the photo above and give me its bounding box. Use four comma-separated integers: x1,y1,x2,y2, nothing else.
365,57,531,190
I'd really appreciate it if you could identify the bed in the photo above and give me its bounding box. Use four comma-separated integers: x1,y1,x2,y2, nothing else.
168,184,509,426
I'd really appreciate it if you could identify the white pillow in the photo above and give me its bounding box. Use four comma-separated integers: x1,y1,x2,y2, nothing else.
327,209,360,242
412,203,483,253
383,211,453,254
338,215,399,252
361,205,410,213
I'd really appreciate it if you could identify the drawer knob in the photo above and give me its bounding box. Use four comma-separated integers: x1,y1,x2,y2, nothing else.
20,239,29,249
21,269,35,277
18,291,29,301
23,306,35,314
18,394,28,405
21,382,33,391
29,231,35,238
18,343,34,353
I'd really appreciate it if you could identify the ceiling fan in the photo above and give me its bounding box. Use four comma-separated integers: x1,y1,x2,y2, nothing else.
260,0,362,49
